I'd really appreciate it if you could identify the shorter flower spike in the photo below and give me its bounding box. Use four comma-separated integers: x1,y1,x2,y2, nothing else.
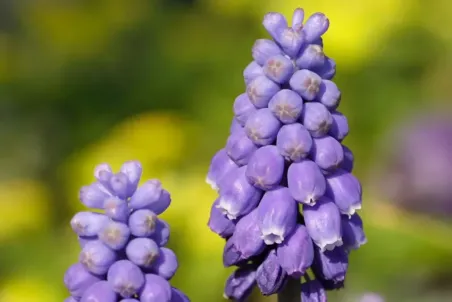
276,224,314,278
224,265,257,301
257,187,297,245
303,197,343,251
341,213,367,250
326,170,362,216
287,160,326,205
66,161,190,300
268,89,304,124
277,123,313,162
256,250,287,295
312,246,349,283
246,145,285,190
301,279,327,302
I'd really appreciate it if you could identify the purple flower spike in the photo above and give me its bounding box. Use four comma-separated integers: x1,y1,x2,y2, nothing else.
79,240,117,275
315,57,336,80
300,102,333,137
80,281,117,302
318,80,341,110
233,93,257,126
79,182,110,209
171,288,190,302
341,213,367,250
301,279,327,302
107,260,145,298
129,180,165,213
262,12,288,41
289,69,322,101
70,212,109,237
119,160,142,198
140,274,172,302
263,54,294,84
287,160,326,205
257,187,297,245
246,145,285,190
292,8,305,31
268,89,304,124
126,237,160,269
206,149,239,191
326,170,362,216
329,111,349,142
224,265,257,301
244,61,264,85
208,199,236,238
98,221,130,250
311,136,344,172
104,197,129,223
276,27,305,58
216,166,263,220
246,76,281,109
341,145,354,172
277,123,313,162
226,131,258,166
303,197,343,251
245,108,282,146
64,263,102,299
303,13,330,43
223,237,242,267
296,44,326,70
232,209,266,259
256,250,287,295
312,247,349,283
276,224,314,278
152,247,179,280
252,39,282,66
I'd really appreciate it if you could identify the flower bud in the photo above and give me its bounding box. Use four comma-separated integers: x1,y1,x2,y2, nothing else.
245,108,282,145
277,124,313,162
276,27,305,58
217,166,263,220
104,196,129,223
223,237,242,267
252,39,282,66
341,213,366,250
300,279,327,302
109,172,129,199
310,136,344,172
129,209,158,237
300,102,333,137
125,237,160,269
79,241,117,275
208,199,236,238
139,274,172,302
341,145,354,172
224,265,257,301
152,247,178,280
233,93,257,126
289,69,322,101
314,57,336,80
107,260,145,298
296,44,325,70
329,111,349,141
129,180,168,214
149,219,170,246
80,281,117,302
79,182,111,209
276,224,314,277
98,221,130,250
303,13,330,43
71,212,110,237
291,8,305,31
246,145,285,190
318,80,341,110
94,163,113,189
119,160,142,197
287,160,326,205
326,170,362,216
243,61,264,85
226,131,258,166
64,263,102,299
206,149,239,191
246,76,281,109
256,250,287,295
263,54,294,84
262,12,288,41
230,118,243,134
268,89,304,124
257,187,297,245
303,197,342,251
171,287,190,302
312,246,348,283
231,209,266,259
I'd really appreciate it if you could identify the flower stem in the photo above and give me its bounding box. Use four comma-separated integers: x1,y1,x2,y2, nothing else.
277,278,300,302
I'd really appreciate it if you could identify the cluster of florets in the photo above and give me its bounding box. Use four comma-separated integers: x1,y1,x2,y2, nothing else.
206,8,366,301
63,161,189,302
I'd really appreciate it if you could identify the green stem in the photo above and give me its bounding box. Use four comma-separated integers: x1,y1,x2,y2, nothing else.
277,278,300,302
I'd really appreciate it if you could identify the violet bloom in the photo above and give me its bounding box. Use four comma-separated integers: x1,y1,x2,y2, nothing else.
206,7,365,300
65,161,190,301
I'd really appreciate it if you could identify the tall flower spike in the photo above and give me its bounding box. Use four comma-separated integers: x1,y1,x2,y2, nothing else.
206,7,365,301
65,161,190,301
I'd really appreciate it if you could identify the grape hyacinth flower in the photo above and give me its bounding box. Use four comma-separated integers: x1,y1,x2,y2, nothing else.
64,161,190,302
206,7,367,301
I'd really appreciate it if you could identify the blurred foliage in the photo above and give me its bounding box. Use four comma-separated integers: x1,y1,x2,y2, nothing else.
1,0,452,301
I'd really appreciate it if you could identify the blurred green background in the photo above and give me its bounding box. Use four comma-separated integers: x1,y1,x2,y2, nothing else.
1,0,452,301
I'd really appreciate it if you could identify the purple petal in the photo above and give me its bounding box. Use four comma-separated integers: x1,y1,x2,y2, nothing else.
300,102,333,137
140,274,172,302
226,131,258,166
262,13,288,41
312,246,349,283
341,213,367,250
233,93,257,126
287,160,326,205
64,263,102,299
206,149,239,191
276,123,313,162
120,160,143,197
244,61,264,86
329,111,349,142
224,265,257,301
325,170,362,216
314,57,336,80
300,279,327,302
263,54,294,84
246,75,281,109
268,89,304,124
318,80,341,110
275,27,305,58
303,13,330,43
152,247,178,280
79,182,111,209
70,212,109,237
80,281,117,302
245,108,282,146
231,209,266,260
310,136,344,172
291,8,305,31
256,250,287,295
296,44,326,70
252,39,282,66
107,260,145,298
289,69,322,101
246,145,285,190
208,198,236,238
